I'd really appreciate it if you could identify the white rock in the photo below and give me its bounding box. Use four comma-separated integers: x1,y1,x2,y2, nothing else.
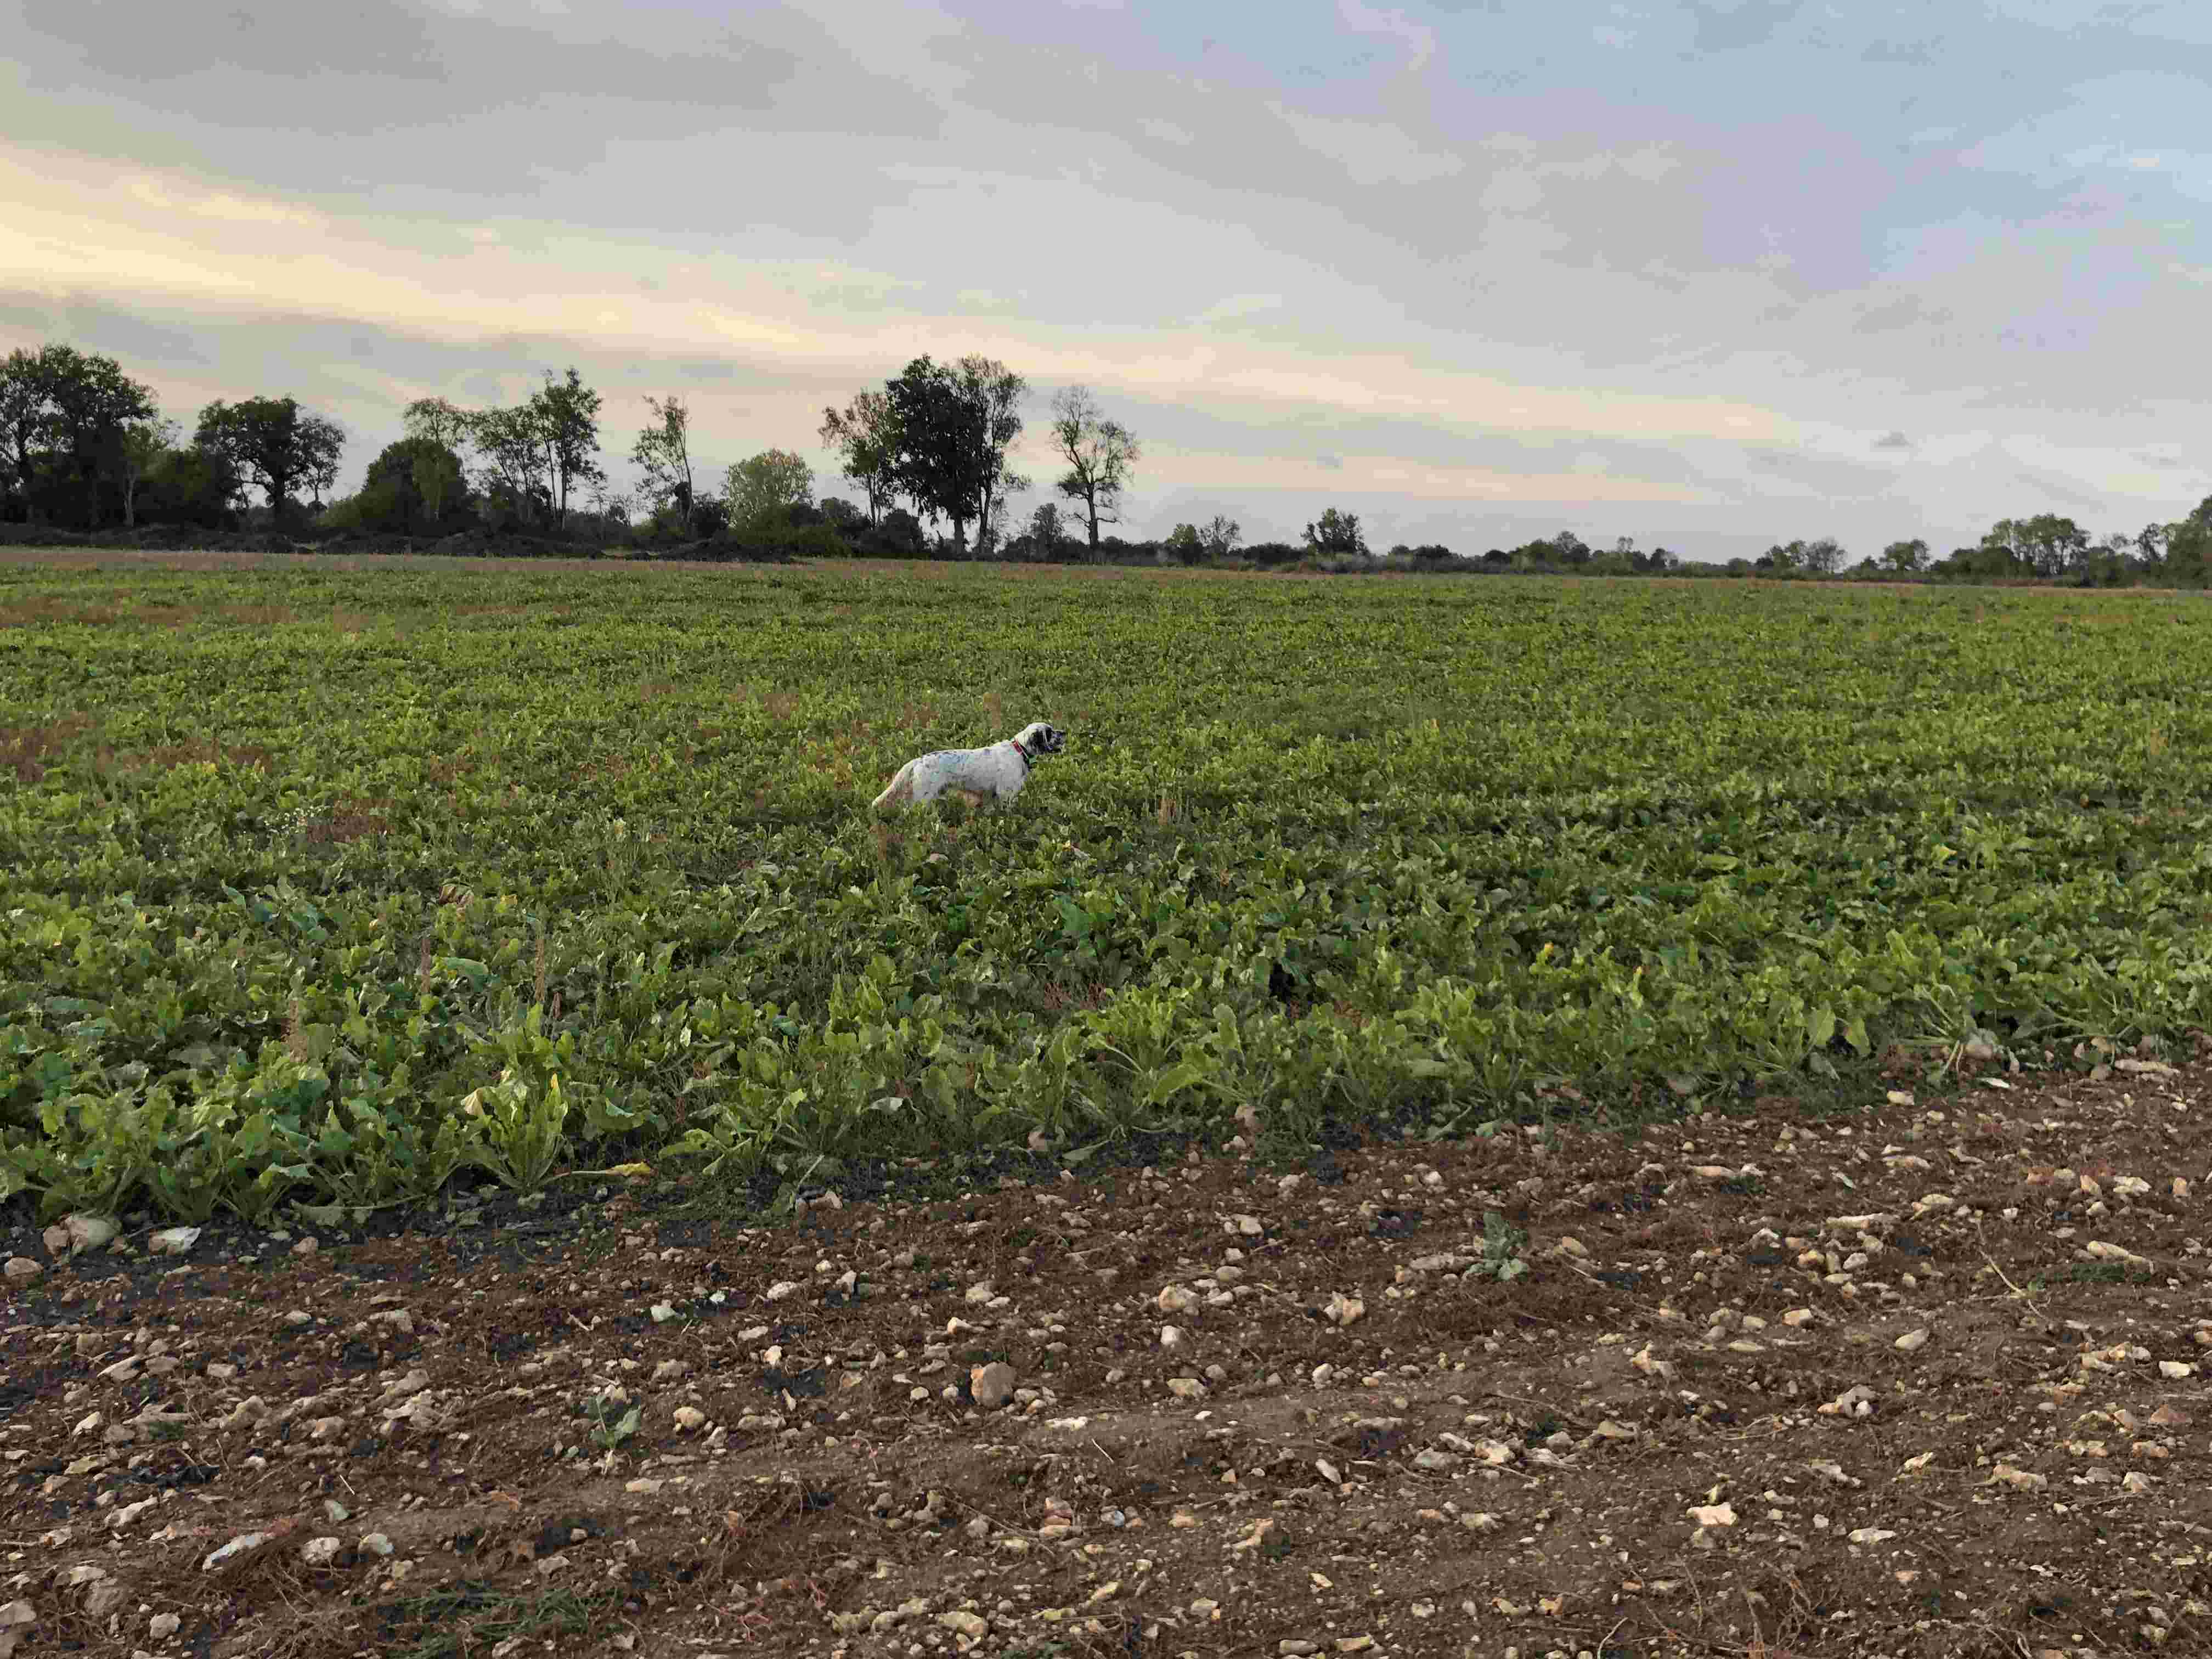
204,1532,273,1570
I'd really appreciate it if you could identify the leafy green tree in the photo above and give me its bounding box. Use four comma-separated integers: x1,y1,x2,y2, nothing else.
2159,498,2212,586
1525,531,1589,567
1163,522,1205,564
631,396,696,534
139,442,240,528
116,416,178,529
354,436,465,533
413,446,460,528
1303,506,1368,557
0,348,46,521
527,368,604,528
883,354,1026,556
1799,536,1846,574
469,404,549,524
1997,513,2089,579
724,449,813,531
0,344,157,526
1050,385,1139,555
2134,521,2170,576
195,396,343,526
402,397,474,454
819,390,901,526
48,349,158,526
1025,500,1068,555
1878,538,1929,574
1759,537,1844,575
1199,514,1242,559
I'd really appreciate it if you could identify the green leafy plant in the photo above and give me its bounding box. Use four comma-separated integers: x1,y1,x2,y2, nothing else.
8,566,2212,1217
1475,1210,1530,1283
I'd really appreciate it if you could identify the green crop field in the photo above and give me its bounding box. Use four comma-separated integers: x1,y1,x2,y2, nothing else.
6,554,2212,1224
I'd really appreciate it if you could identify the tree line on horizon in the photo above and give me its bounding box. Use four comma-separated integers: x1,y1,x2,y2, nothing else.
3,338,2209,585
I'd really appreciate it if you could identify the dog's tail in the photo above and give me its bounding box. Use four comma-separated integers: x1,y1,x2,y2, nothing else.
871,760,915,811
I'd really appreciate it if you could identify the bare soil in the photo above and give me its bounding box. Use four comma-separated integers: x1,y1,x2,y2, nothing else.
5,1053,2210,1659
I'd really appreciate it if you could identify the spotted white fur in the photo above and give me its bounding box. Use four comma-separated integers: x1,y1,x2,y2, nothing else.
871,721,1066,811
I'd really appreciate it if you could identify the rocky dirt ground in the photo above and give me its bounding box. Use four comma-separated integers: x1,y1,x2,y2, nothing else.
5,1046,2211,1659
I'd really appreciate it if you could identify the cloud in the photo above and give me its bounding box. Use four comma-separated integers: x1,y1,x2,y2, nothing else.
1267,103,1464,187
1335,0,1438,72
1193,294,1283,326
1682,0,1808,53
1874,431,1915,450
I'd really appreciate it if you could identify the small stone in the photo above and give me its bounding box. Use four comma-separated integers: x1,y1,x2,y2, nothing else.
2,1257,40,1282
204,1532,274,1570
764,1280,801,1302
970,1362,1017,1409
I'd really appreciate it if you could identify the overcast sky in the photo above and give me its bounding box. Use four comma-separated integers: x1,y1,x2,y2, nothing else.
2,0,2207,560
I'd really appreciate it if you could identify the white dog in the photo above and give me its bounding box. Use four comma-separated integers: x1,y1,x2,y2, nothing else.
872,721,1066,811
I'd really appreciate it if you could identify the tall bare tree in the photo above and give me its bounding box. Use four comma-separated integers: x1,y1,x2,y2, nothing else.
116,416,178,529
960,356,1028,557
819,390,901,526
301,414,345,509
631,396,697,533
467,404,548,523
527,367,605,528
1049,386,1138,555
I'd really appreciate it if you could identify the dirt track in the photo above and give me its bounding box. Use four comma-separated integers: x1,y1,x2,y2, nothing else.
5,1050,2210,1659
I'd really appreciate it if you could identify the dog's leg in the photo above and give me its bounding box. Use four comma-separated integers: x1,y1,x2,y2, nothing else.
872,761,916,812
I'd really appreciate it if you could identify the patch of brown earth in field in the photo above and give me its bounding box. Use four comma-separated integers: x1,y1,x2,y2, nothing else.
5,1059,2210,1659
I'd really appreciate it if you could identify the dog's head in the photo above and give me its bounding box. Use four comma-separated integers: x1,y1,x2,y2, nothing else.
1016,721,1066,759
